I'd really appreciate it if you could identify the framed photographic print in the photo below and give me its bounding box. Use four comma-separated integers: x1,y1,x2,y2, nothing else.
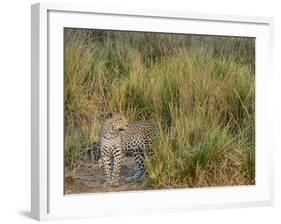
31,2,274,221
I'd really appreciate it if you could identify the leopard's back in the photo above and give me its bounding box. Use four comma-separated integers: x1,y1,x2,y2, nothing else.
121,119,158,155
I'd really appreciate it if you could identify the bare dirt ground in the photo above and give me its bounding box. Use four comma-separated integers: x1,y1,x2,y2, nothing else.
65,157,153,194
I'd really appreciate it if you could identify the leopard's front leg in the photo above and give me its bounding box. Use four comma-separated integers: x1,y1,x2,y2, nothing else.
110,146,122,186
101,146,112,185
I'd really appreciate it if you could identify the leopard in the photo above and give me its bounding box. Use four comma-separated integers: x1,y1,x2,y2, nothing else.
100,112,158,186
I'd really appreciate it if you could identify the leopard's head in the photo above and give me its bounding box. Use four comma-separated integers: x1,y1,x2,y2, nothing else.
101,112,129,140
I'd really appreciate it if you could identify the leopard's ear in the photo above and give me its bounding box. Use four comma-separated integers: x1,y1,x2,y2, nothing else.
107,111,113,118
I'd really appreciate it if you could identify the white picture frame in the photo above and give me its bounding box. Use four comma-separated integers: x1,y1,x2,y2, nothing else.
31,2,274,221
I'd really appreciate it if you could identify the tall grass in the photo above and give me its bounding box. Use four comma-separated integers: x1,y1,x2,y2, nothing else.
64,28,255,188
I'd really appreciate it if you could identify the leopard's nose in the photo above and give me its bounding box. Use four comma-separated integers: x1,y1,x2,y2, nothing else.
118,127,126,132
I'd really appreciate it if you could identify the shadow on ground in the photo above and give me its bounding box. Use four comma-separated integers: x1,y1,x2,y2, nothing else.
65,157,153,194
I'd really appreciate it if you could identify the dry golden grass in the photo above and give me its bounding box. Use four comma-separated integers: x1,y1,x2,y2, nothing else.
64,28,255,189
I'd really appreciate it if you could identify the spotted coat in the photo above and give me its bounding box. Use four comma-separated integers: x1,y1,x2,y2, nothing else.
100,112,157,186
